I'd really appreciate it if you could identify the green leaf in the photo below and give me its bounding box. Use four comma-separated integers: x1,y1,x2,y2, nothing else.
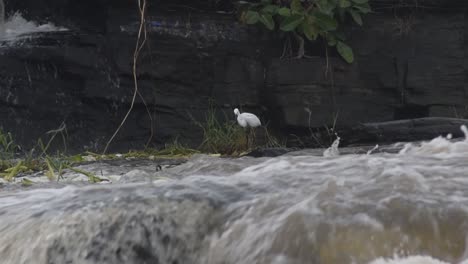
296,23,305,34
68,154,85,163
303,24,319,40
261,5,279,14
244,10,260,24
314,12,338,31
353,3,371,13
277,7,292,16
301,15,319,40
348,9,363,25
291,0,304,13
280,15,304,31
248,2,262,8
334,31,347,41
326,34,337,46
21,178,34,187
337,7,346,21
351,0,369,4
3,161,24,182
336,41,354,63
339,0,352,8
68,167,104,183
259,14,275,30
317,0,337,15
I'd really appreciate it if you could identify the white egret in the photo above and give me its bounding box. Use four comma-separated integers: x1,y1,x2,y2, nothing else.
233,108,261,128
234,108,261,149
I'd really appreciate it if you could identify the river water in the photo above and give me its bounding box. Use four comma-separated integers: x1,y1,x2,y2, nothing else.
0,128,468,264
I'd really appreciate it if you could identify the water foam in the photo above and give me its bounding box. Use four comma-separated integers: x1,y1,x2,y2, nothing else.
369,255,467,264
398,125,468,157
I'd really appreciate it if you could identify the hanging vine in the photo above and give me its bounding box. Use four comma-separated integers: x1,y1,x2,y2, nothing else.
104,0,154,153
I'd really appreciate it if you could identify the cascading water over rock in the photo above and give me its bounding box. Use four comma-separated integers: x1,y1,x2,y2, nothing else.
0,2,66,44
1,127,468,263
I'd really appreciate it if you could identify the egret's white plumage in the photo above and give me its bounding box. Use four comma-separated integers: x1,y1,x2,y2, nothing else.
234,108,261,128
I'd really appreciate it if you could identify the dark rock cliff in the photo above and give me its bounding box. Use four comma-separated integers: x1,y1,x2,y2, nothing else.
0,0,467,151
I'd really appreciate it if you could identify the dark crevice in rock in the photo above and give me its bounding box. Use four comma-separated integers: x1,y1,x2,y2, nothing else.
394,104,429,120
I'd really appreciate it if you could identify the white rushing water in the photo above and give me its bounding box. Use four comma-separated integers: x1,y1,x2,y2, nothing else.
0,127,468,264
0,11,66,43
370,255,468,264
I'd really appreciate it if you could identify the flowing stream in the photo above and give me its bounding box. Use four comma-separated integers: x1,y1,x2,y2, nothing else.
1,128,468,264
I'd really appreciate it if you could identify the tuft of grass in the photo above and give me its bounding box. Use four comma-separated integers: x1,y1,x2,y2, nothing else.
0,128,20,160
68,167,104,183
194,107,248,155
1,161,29,182
304,107,340,148
191,104,286,155
123,140,199,159
21,178,34,187
262,125,285,148
0,160,12,172
44,155,71,181
0,124,198,183
152,139,199,157
0,125,102,184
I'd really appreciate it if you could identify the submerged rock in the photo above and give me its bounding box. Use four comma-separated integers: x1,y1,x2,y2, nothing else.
0,185,223,264
0,158,186,189
2,142,468,263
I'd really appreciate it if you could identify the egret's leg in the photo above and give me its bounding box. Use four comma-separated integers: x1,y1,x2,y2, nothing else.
251,128,255,149
247,128,256,149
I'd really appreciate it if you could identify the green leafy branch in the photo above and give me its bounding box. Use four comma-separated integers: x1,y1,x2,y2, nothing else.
239,0,371,62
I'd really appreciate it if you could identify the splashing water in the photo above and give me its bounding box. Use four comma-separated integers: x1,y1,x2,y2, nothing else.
398,125,468,157
367,144,380,155
1,127,468,263
323,135,341,157
0,12,67,43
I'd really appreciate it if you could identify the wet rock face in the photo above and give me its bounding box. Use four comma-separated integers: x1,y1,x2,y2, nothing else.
0,0,467,150
0,10,268,151
2,0,233,32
